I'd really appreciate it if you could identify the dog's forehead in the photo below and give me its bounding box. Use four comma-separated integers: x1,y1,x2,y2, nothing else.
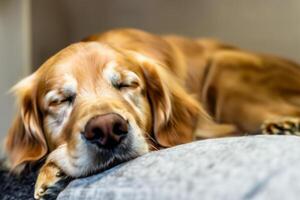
60,42,118,71
41,43,115,81
40,42,142,93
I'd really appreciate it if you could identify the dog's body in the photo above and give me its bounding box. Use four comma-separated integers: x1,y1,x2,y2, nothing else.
5,29,300,199
87,29,300,136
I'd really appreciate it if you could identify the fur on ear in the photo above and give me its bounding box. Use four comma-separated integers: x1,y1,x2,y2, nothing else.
135,54,211,147
5,74,48,172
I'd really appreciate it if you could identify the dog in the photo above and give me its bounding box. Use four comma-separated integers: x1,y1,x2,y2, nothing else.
5,28,300,199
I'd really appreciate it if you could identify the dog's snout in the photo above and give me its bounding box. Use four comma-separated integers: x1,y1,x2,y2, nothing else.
84,113,128,149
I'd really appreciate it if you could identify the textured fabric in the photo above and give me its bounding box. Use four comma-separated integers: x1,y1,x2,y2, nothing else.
0,167,37,200
58,135,300,200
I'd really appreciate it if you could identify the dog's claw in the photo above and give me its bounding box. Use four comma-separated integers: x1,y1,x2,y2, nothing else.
34,162,71,200
261,117,300,136
34,187,46,199
56,171,64,177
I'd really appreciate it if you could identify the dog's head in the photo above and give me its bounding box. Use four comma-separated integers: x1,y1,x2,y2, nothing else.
5,42,205,176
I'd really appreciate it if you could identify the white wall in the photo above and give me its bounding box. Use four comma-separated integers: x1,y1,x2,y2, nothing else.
0,0,31,142
32,0,300,68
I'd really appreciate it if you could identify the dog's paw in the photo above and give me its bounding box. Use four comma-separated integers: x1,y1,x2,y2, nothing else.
261,117,300,136
34,162,71,200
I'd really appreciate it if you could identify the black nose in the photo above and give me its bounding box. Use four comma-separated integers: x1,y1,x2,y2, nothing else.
83,113,128,149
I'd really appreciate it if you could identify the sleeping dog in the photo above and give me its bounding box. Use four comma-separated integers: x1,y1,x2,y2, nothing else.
5,28,300,199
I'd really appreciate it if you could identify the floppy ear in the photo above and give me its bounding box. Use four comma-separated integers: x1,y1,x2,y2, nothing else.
136,55,211,147
5,74,48,172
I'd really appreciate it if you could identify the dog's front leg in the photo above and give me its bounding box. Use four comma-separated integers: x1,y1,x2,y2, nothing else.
34,161,71,200
195,119,240,139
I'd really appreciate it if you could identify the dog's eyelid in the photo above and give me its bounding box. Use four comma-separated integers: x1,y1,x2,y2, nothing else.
48,98,60,107
47,93,76,107
61,94,76,103
116,81,139,89
124,71,140,84
114,76,140,90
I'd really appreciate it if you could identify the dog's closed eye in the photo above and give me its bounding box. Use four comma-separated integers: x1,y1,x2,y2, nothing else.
48,96,75,107
48,95,76,107
114,81,139,90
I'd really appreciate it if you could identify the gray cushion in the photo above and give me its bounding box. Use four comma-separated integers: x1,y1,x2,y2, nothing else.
58,135,300,200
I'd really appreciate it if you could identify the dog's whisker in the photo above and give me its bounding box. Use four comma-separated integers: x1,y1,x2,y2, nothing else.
144,135,159,151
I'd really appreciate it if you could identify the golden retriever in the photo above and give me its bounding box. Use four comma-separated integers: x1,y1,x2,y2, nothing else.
5,28,300,199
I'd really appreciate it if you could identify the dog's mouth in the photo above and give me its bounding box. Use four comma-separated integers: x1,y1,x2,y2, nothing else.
97,147,139,170
79,131,141,176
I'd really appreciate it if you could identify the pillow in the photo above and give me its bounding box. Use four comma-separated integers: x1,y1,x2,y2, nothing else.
58,135,300,200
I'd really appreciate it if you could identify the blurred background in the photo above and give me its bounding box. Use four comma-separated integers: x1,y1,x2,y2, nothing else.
1,0,300,141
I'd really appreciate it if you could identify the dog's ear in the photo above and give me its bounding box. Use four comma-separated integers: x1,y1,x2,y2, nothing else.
5,74,47,172
133,53,211,147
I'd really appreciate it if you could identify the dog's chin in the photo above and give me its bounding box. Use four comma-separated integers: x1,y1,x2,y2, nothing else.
88,145,139,175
